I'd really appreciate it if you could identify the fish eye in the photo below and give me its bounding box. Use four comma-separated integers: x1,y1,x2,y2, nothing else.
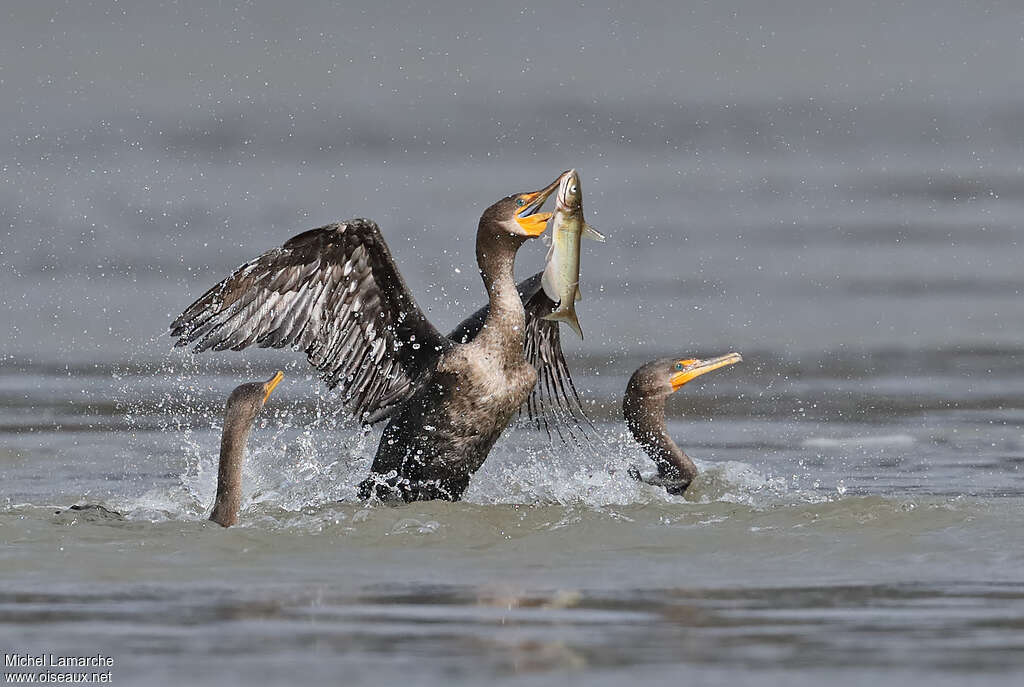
674,362,684,371
516,198,526,207
570,185,578,194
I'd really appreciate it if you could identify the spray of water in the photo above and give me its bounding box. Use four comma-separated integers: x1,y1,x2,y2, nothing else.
99,340,832,528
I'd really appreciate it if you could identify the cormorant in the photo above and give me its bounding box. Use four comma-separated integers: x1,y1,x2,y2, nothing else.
170,173,571,501
624,353,742,495
60,372,283,526
210,371,283,526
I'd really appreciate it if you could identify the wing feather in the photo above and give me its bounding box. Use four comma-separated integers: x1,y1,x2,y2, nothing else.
170,219,449,421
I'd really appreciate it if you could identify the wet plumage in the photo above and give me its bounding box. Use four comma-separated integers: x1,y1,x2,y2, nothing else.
624,353,742,495
170,174,573,501
209,372,283,527
170,220,448,423
450,272,592,440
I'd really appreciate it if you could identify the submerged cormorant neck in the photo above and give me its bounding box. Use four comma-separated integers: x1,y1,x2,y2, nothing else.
622,385,698,488
209,400,256,527
474,221,528,356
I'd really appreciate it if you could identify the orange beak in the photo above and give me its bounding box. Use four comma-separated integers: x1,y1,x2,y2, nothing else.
513,173,564,236
669,353,742,391
263,370,284,403
515,212,552,236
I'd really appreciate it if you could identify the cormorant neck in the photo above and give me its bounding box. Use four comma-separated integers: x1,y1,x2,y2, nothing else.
474,222,528,356
209,403,254,527
622,387,697,488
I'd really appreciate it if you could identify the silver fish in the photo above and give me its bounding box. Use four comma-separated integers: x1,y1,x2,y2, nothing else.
540,169,605,338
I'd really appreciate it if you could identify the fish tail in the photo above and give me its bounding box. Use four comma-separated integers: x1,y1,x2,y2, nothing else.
542,307,584,339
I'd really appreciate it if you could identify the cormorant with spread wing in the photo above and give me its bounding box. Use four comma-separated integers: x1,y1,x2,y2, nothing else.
170,172,577,501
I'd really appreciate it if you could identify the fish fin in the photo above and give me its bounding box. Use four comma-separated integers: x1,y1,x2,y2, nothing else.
583,224,606,242
542,308,584,339
574,289,582,302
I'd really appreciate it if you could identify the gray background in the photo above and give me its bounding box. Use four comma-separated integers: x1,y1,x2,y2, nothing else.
4,0,1023,367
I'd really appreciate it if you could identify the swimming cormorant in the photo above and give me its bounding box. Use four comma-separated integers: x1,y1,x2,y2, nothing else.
624,353,742,495
60,372,283,526
210,371,283,526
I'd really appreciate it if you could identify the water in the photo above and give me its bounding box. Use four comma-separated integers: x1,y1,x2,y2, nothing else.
3,1,1024,684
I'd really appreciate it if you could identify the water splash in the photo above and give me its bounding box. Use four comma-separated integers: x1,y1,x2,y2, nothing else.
105,353,824,526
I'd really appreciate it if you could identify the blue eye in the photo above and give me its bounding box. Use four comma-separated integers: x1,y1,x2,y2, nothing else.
516,198,525,207
674,362,684,371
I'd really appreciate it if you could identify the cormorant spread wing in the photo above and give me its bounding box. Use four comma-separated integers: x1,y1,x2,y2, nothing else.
170,219,449,422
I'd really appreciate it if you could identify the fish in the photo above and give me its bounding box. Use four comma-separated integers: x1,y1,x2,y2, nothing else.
540,169,605,338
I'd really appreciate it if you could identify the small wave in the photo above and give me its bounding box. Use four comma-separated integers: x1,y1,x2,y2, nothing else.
686,461,822,505
802,434,917,448
20,494,994,547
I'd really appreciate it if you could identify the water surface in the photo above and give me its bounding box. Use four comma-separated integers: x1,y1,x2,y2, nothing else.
2,1,1024,685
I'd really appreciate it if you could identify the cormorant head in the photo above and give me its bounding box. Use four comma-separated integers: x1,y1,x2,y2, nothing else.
628,353,742,399
480,171,567,238
225,371,284,421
